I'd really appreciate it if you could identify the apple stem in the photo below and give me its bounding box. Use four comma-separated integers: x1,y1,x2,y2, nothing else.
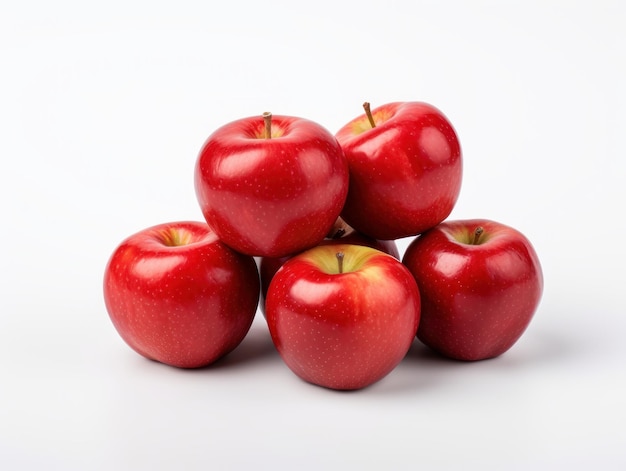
336,251,345,274
330,228,346,239
472,227,484,245
263,111,272,139
363,102,376,128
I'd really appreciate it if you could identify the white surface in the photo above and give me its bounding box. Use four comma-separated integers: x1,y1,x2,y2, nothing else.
1,1,625,469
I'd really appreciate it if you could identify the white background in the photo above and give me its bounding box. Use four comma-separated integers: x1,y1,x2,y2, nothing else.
1,1,625,469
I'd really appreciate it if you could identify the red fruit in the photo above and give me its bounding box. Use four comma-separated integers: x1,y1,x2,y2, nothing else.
103,221,260,368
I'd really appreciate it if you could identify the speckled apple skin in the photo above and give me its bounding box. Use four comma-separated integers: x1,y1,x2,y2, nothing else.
402,219,543,361
266,244,421,390
336,102,462,240
103,221,260,368
258,228,400,316
195,115,349,258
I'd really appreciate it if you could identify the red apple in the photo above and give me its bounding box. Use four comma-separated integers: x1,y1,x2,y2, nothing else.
335,101,462,240
258,217,400,315
402,219,543,361
266,243,421,390
103,221,260,368
195,112,349,258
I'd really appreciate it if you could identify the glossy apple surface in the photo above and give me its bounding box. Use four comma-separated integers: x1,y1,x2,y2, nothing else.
266,243,421,390
335,101,462,240
103,221,260,368
258,217,400,315
402,219,543,361
195,113,349,257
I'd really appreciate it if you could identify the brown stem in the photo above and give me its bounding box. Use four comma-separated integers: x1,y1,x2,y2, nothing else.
362,102,376,128
263,111,272,139
330,228,346,239
336,251,345,274
327,216,351,239
472,227,484,245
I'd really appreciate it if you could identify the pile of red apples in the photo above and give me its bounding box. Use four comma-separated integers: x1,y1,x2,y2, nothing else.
103,101,543,391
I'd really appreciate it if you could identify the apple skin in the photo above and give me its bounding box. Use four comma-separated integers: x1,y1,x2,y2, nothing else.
335,102,462,240
402,219,543,361
266,243,421,390
195,114,349,258
103,221,260,368
258,217,400,315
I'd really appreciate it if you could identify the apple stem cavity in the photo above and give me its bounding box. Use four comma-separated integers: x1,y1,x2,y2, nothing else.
336,251,345,274
363,102,376,128
263,111,272,139
161,228,192,247
472,227,484,245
